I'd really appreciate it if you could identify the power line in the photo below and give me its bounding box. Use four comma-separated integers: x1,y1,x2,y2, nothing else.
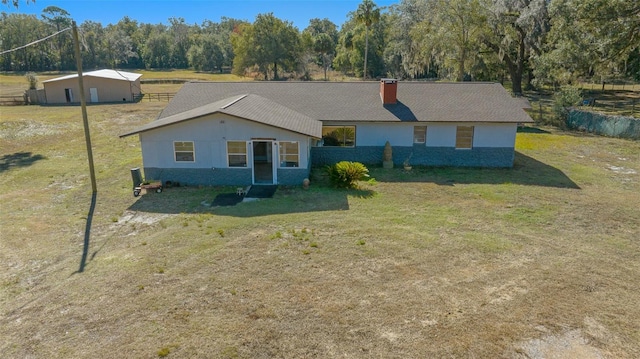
0,26,72,55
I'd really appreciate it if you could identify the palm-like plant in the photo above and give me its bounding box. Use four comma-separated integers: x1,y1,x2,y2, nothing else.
355,0,381,80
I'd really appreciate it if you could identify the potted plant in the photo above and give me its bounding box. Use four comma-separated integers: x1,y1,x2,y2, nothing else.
403,153,413,171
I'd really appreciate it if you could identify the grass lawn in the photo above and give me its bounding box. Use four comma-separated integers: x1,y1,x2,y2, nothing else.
1,91,640,358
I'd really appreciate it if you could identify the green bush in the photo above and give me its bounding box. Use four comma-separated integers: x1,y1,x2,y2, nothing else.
326,161,369,188
552,86,582,123
25,72,37,90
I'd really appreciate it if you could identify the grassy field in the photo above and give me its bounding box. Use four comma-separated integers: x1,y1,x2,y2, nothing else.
1,81,640,358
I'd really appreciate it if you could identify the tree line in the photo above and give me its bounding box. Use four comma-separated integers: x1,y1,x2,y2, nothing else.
1,0,638,95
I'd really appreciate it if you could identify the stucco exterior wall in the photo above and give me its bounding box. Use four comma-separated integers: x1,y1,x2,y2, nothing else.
313,122,518,168
138,113,312,185
355,122,409,146
137,120,518,185
44,77,140,104
347,122,516,148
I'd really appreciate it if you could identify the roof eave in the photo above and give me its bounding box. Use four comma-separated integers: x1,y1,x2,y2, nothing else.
120,111,322,139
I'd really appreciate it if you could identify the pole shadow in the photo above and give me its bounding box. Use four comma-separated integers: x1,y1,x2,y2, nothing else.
77,191,97,273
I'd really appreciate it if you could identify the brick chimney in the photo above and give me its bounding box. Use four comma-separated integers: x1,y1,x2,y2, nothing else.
380,78,397,105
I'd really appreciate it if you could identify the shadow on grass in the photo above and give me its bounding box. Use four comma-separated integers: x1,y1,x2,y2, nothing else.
125,151,576,217
127,186,374,217
77,192,97,273
370,152,580,189
517,126,551,134
0,152,46,172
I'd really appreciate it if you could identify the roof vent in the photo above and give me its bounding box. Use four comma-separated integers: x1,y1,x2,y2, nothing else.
380,78,397,105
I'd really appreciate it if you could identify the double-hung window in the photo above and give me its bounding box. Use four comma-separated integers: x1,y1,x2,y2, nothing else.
174,141,195,162
279,141,299,167
414,126,427,144
227,141,247,167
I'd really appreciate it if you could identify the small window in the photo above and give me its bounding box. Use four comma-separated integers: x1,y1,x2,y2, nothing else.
322,126,355,147
174,141,194,161
414,126,427,144
279,141,299,167
456,126,474,149
227,141,247,167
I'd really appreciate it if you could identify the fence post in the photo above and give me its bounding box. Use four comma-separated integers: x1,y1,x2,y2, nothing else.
539,102,543,122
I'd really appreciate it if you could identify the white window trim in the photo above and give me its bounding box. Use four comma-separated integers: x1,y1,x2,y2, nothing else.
227,140,248,168
174,141,195,162
278,141,299,168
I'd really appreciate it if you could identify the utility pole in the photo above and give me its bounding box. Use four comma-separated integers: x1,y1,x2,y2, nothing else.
71,21,97,193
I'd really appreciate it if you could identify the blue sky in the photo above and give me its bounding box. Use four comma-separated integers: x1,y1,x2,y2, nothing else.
4,0,397,30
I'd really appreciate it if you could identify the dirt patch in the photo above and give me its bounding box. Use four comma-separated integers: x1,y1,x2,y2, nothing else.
513,328,605,359
118,210,170,225
0,120,68,139
607,165,637,175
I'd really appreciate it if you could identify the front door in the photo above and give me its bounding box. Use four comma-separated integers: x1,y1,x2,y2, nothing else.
89,88,99,103
252,141,274,184
64,88,73,103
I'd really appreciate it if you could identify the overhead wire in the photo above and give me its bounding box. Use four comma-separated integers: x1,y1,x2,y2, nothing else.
0,26,72,55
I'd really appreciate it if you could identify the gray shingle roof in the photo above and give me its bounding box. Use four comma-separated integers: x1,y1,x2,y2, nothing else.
122,81,532,137
120,93,321,138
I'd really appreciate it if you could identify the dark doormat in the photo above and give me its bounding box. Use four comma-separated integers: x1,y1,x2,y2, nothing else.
212,193,244,206
245,185,277,198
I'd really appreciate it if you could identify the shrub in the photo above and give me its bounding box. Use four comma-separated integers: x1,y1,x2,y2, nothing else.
552,86,582,123
326,161,369,188
25,72,37,90
157,347,171,357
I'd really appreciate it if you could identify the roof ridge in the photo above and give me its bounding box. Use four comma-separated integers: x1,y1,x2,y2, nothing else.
221,94,248,109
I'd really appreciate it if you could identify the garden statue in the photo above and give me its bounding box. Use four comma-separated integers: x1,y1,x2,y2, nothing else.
383,141,393,169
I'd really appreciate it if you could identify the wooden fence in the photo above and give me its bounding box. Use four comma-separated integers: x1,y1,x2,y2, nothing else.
0,95,26,106
134,93,176,102
580,98,638,117
579,82,639,92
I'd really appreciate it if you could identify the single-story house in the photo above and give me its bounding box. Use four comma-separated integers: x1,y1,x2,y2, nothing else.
120,80,533,186
42,69,142,104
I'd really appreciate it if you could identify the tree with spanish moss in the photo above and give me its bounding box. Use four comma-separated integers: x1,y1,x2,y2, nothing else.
480,0,550,95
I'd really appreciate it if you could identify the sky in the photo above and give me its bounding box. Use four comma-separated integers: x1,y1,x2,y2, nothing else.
3,0,398,30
